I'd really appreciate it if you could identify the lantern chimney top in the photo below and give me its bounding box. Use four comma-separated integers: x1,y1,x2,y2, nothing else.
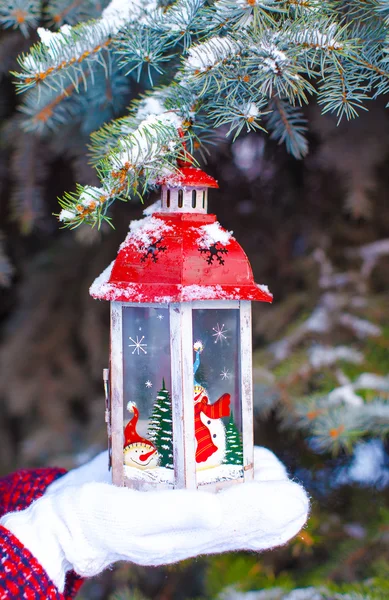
156,166,218,214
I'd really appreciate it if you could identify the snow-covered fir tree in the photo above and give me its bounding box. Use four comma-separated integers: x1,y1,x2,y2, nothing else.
147,379,173,469
223,415,243,466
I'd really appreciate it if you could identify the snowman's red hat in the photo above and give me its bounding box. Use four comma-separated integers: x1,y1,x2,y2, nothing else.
124,402,155,448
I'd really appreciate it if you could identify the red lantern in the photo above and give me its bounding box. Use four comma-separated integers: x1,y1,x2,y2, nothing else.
91,166,272,491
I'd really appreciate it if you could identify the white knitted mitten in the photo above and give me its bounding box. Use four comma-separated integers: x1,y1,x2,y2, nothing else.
0,447,309,592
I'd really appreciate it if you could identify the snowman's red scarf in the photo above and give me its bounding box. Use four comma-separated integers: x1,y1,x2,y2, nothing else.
194,394,231,463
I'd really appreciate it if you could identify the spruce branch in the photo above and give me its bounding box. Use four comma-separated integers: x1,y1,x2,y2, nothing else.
0,0,41,36
212,0,285,31
20,73,88,133
266,97,308,158
58,111,187,227
13,0,157,92
114,24,173,84
7,0,389,226
317,58,370,121
45,0,110,28
208,99,267,139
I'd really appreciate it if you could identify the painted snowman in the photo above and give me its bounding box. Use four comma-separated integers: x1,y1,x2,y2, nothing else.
123,401,159,469
193,341,231,470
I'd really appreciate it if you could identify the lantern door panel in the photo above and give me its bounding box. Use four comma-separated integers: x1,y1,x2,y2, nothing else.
122,306,174,486
192,308,244,486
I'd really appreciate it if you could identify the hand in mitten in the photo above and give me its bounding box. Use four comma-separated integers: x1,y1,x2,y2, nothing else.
0,447,309,593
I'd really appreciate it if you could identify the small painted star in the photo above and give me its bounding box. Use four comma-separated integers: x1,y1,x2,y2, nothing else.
128,335,148,355
220,368,232,380
156,314,164,320
145,380,153,388
212,323,228,344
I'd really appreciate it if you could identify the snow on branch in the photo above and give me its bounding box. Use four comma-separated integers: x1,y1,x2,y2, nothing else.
59,109,185,228
14,0,157,91
213,0,285,30
183,35,242,76
151,0,205,42
7,0,389,228
89,85,196,166
292,22,344,51
109,113,181,171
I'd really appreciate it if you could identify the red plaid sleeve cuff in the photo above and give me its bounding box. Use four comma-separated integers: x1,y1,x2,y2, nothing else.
0,525,63,599
0,469,84,599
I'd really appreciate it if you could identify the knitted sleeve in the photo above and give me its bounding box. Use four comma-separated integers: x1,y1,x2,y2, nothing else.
0,469,84,600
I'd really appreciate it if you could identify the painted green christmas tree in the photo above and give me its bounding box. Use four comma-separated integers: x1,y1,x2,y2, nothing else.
223,416,243,466
148,379,173,469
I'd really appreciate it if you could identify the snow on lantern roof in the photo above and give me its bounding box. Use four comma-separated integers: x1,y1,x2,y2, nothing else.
156,166,219,189
90,212,273,304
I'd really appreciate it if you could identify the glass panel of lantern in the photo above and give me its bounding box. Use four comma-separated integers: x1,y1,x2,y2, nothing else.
122,305,173,485
192,308,244,486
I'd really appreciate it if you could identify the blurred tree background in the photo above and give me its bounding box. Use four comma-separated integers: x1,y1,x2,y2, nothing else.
0,1,389,599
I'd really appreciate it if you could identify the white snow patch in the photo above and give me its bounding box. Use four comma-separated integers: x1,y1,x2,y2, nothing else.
181,284,229,301
339,313,381,338
136,96,166,121
327,373,389,407
112,113,181,169
343,523,366,539
232,136,266,181
357,238,389,261
197,222,233,247
328,385,364,407
58,209,76,222
25,0,157,74
102,0,157,34
336,439,389,489
257,41,290,74
197,464,243,485
257,283,271,295
124,463,243,485
293,24,343,50
305,307,331,333
89,261,115,297
309,345,363,369
244,102,259,119
124,215,173,250
284,591,323,600
185,36,241,73
143,199,162,216
125,465,174,484
38,24,72,53
354,373,389,390
79,185,108,207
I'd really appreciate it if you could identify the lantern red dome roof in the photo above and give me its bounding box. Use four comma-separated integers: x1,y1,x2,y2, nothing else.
90,212,272,304
156,166,219,189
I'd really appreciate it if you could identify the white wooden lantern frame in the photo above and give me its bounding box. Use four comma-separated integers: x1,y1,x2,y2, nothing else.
109,299,254,492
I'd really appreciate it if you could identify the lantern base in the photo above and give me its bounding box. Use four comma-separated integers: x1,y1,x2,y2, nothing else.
123,463,244,490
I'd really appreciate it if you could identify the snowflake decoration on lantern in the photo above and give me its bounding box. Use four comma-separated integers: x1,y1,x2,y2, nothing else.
212,323,228,344
220,368,232,380
198,242,228,266
145,380,153,388
128,335,148,355
156,314,164,320
140,238,167,263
